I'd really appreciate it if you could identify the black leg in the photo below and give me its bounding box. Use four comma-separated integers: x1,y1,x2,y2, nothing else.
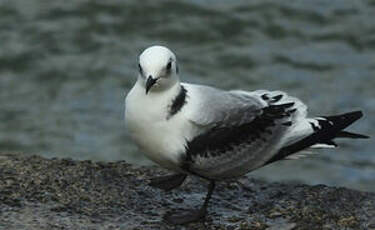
149,174,187,191
163,181,216,225
201,181,215,212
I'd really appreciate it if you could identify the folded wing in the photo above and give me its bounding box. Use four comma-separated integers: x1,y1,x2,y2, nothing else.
182,85,306,179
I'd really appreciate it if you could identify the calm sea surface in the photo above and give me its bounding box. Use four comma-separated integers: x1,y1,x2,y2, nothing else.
0,0,374,191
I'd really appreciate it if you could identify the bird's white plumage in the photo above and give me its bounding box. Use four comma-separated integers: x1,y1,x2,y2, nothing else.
125,45,327,180
126,46,196,171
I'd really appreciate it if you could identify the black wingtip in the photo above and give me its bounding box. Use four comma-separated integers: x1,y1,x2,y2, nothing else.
336,131,370,139
324,110,364,131
337,110,363,120
346,110,363,120
325,110,369,139
266,110,369,166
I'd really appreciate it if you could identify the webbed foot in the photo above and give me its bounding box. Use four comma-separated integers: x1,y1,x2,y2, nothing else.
163,181,216,225
149,174,187,191
163,208,206,225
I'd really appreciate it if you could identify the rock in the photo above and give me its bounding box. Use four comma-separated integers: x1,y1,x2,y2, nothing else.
0,152,374,230
368,217,375,230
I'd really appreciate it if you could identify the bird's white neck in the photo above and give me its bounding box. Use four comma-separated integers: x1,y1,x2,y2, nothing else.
131,78,182,120
125,78,188,171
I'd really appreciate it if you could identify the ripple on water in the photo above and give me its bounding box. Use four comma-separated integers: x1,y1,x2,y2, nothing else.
0,0,374,191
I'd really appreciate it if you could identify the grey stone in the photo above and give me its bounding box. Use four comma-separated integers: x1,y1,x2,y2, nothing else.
0,152,374,230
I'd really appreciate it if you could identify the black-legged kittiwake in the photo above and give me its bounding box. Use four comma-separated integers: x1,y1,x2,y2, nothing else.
125,45,369,224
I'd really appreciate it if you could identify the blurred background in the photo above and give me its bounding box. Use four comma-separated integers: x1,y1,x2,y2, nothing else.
0,0,374,191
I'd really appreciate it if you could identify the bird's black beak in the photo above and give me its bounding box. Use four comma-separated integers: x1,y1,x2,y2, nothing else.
145,76,158,94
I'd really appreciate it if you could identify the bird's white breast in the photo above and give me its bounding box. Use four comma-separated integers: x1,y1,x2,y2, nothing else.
125,82,194,172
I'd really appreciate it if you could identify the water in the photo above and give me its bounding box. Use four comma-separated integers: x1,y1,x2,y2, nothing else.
0,0,374,191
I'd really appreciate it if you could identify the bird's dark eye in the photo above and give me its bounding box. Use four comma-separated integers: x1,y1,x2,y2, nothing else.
138,63,143,74
166,61,172,71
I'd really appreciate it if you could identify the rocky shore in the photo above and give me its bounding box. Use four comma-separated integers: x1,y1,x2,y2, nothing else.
0,152,374,230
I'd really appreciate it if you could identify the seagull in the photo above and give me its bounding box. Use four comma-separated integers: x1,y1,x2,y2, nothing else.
124,45,369,224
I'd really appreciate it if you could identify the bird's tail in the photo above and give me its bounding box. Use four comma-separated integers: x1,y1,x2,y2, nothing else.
266,111,369,164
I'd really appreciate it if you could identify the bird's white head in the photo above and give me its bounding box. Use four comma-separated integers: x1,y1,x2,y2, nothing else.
138,46,179,94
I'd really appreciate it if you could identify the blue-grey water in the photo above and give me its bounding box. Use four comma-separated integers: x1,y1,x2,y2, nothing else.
0,0,374,192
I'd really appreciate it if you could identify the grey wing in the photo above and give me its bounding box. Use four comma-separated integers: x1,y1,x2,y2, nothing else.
182,84,307,180
183,84,266,128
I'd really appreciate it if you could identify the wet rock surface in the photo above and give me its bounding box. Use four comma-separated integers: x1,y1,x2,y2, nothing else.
0,152,374,230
